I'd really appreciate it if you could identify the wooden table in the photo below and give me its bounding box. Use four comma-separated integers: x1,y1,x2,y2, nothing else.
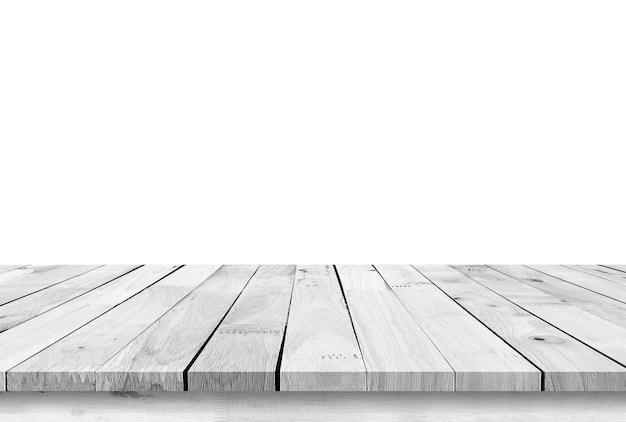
2,264,626,392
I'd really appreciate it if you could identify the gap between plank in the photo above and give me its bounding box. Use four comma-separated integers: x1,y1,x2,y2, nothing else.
373,265,457,390
332,265,368,388
92,265,228,378
181,266,261,391
0,265,105,307
414,265,546,391
600,265,626,274
525,265,626,306
4,265,181,391
274,268,297,391
0,266,143,335
470,266,626,375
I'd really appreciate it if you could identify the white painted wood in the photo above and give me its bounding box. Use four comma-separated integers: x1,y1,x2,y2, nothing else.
417,265,626,391
0,265,179,391
567,265,626,285
0,265,100,304
8,265,221,391
188,265,296,391
3,392,626,422
0,265,28,276
452,265,626,390
335,265,454,391
0,265,138,333
95,265,259,391
527,265,626,304
280,265,366,391
492,265,626,329
376,265,540,391
604,265,626,273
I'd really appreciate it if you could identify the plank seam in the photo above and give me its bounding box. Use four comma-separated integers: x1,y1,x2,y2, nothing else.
415,265,546,391
274,268,297,391
181,265,261,391
90,265,225,383
524,265,626,306
0,265,106,307
374,265,457,390
5,265,183,391
601,265,626,274
0,265,143,335
468,267,626,374
333,265,368,389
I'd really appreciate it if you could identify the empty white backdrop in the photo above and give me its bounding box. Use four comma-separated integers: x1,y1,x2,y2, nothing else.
1,1,625,264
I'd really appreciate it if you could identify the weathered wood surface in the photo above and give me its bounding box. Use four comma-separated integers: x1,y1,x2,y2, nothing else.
279,265,366,391
2,264,626,392
188,265,295,391
376,265,540,391
96,265,258,391
336,265,455,391
8,266,220,391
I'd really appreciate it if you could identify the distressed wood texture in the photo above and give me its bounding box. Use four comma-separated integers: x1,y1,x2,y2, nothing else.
279,265,366,391
376,265,540,391
0,265,179,391
96,265,258,391
0,265,100,305
335,265,455,391
8,266,220,391
417,265,626,391
2,264,626,392
188,265,296,391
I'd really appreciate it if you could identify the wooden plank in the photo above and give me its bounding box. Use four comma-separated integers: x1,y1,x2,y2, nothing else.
280,265,366,391
0,266,37,285
0,265,28,275
0,265,179,391
492,265,626,329
0,265,139,333
334,265,454,391
188,265,296,391
604,265,626,273
5,392,626,422
451,265,626,389
527,265,626,304
416,265,626,391
8,265,221,391
566,265,626,285
96,265,259,391
376,265,540,391
0,265,100,305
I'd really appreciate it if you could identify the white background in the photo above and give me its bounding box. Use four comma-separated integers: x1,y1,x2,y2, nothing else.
1,1,625,264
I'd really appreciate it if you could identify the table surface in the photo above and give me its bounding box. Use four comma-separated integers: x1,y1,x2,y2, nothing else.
2,264,626,392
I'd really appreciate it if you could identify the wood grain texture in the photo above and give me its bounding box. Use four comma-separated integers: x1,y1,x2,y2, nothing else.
0,265,100,305
452,265,626,390
280,265,366,391
492,265,626,329
8,266,220,391
566,265,626,285
0,265,138,333
188,265,296,391
376,265,540,391
0,265,179,391
96,265,259,391
5,392,626,422
335,265,454,391
417,265,626,391
527,265,626,304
